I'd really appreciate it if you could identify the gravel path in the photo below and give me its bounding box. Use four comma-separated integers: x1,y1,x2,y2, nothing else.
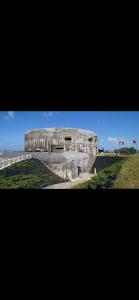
43,173,95,189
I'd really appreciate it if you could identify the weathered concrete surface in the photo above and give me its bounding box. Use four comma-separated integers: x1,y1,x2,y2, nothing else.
31,151,90,180
25,128,98,155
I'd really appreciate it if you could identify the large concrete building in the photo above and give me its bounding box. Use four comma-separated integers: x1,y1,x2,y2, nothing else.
25,128,98,155
25,128,98,180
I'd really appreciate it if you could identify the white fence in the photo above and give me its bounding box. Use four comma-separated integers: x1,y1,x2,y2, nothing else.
0,154,32,170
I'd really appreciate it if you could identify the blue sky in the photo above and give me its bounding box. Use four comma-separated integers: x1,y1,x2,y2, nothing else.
0,111,138,151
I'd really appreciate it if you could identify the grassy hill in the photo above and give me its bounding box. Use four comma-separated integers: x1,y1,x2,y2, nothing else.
0,158,67,189
90,156,125,173
73,155,139,189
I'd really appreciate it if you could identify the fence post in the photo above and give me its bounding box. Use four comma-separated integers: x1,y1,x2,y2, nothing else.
94,168,97,175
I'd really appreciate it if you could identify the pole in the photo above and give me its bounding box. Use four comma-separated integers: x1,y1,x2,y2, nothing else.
94,168,97,175
132,138,137,154
49,145,51,162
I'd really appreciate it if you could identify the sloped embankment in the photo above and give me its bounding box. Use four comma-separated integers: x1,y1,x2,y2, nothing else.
0,158,67,189
90,156,124,173
73,157,126,189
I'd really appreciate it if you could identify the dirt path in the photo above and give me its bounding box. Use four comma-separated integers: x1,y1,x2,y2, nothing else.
43,173,95,189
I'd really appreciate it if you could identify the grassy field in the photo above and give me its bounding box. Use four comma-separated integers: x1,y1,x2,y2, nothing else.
113,155,139,188
73,155,139,189
103,153,117,156
0,158,67,189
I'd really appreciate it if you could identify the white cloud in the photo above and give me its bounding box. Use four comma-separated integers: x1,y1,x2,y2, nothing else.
8,111,15,118
48,111,54,116
4,111,15,120
107,137,126,145
43,111,58,118
107,137,118,143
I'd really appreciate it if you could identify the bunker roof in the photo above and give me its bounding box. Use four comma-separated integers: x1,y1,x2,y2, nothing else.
25,128,97,136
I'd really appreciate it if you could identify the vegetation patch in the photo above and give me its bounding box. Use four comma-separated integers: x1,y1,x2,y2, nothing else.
113,155,139,189
0,159,67,189
73,157,126,189
91,156,126,173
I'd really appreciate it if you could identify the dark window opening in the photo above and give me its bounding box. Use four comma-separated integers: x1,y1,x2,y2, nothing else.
78,166,82,176
89,138,93,142
51,145,64,152
65,137,72,141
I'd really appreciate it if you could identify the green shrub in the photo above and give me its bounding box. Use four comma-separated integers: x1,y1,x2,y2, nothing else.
0,159,67,189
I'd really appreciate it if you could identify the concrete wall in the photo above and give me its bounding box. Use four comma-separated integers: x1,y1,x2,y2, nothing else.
31,151,90,180
49,160,81,180
25,128,98,155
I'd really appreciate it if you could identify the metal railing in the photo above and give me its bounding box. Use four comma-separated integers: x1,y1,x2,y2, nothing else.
0,154,32,170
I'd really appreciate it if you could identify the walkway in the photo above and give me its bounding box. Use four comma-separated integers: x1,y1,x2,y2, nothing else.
43,173,95,189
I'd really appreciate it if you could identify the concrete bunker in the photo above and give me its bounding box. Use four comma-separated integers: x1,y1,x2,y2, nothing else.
25,128,98,180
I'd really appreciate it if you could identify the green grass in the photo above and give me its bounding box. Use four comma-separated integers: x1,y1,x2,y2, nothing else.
0,159,67,189
90,156,126,173
73,157,126,189
73,155,139,189
1,155,138,189
113,155,139,189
